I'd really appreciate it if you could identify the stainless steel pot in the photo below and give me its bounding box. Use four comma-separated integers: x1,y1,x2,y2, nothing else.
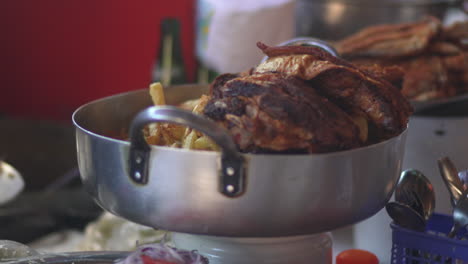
295,0,466,40
73,84,408,237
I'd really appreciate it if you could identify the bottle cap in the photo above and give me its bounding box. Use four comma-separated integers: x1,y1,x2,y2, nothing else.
336,249,379,264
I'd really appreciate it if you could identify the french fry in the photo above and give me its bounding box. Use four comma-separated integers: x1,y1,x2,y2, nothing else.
160,124,185,145
145,82,219,151
192,95,210,114
145,123,162,145
179,98,200,111
146,82,166,145
182,130,198,149
193,136,220,151
350,114,368,142
149,82,166,106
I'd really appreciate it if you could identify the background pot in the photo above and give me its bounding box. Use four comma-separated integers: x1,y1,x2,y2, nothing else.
295,0,465,40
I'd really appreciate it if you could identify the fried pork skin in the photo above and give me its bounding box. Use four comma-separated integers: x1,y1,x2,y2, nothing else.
254,43,412,139
203,73,362,153
335,17,468,101
334,16,441,59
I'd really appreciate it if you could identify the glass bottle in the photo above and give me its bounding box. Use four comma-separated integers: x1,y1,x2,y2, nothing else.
152,17,187,86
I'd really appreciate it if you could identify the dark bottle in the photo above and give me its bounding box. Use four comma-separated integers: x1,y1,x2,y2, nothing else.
152,17,187,86
196,60,219,85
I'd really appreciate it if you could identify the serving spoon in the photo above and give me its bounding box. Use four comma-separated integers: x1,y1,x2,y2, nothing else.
395,169,435,221
437,157,468,238
386,201,427,232
386,169,435,232
448,190,468,238
438,157,464,206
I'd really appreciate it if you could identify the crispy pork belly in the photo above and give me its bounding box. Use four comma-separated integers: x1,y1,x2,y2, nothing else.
335,16,441,58
335,17,468,101
254,43,412,139
203,73,362,153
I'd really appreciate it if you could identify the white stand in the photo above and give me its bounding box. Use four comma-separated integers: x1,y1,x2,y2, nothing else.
172,232,333,264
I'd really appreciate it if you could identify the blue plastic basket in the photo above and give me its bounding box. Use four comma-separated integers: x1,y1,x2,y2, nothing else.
391,213,468,264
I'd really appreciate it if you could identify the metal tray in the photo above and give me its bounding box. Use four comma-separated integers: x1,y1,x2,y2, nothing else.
411,92,468,114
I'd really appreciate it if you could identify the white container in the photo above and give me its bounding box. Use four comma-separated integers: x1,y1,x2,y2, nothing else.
195,0,295,73
172,232,333,264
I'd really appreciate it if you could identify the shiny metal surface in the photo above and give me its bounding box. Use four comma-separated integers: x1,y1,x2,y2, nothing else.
438,156,465,206
73,85,408,237
295,0,461,40
128,106,245,197
385,202,426,232
448,190,468,238
460,170,468,185
385,169,434,232
412,93,468,114
395,169,435,221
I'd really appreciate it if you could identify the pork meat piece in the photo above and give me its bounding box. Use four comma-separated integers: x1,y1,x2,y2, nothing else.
203,73,362,153
335,18,468,101
335,16,441,59
254,43,412,139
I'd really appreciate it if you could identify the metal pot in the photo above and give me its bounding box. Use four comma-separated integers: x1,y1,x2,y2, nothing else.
72,84,408,237
295,0,466,40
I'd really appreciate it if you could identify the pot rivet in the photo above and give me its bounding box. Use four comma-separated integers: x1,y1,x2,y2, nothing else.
226,167,235,176
226,185,235,193
134,171,142,180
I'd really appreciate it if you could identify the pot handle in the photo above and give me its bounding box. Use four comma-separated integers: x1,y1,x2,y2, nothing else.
128,105,246,197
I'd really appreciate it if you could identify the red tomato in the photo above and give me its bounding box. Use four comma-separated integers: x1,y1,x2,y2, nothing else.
336,249,379,264
141,254,177,264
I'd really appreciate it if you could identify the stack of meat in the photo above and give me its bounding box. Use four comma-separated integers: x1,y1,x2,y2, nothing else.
334,17,468,101
202,42,412,154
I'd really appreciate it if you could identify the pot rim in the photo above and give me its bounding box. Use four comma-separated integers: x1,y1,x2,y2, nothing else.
72,92,409,159
298,0,458,6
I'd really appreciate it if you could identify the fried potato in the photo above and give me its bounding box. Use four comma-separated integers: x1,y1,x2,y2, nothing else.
182,130,198,149
145,82,218,151
160,124,185,145
192,95,210,114
193,136,220,151
349,114,368,142
179,98,201,111
145,124,162,145
149,82,166,105
145,82,166,145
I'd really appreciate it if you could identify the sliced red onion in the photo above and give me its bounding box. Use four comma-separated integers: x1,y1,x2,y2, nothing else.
116,243,208,264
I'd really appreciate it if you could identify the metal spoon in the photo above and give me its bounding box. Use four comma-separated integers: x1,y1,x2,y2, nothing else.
386,169,435,232
438,157,468,238
458,170,468,190
448,189,468,238
386,201,427,232
395,169,436,221
438,157,464,206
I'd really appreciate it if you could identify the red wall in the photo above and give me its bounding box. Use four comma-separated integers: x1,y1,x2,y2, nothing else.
0,0,195,121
